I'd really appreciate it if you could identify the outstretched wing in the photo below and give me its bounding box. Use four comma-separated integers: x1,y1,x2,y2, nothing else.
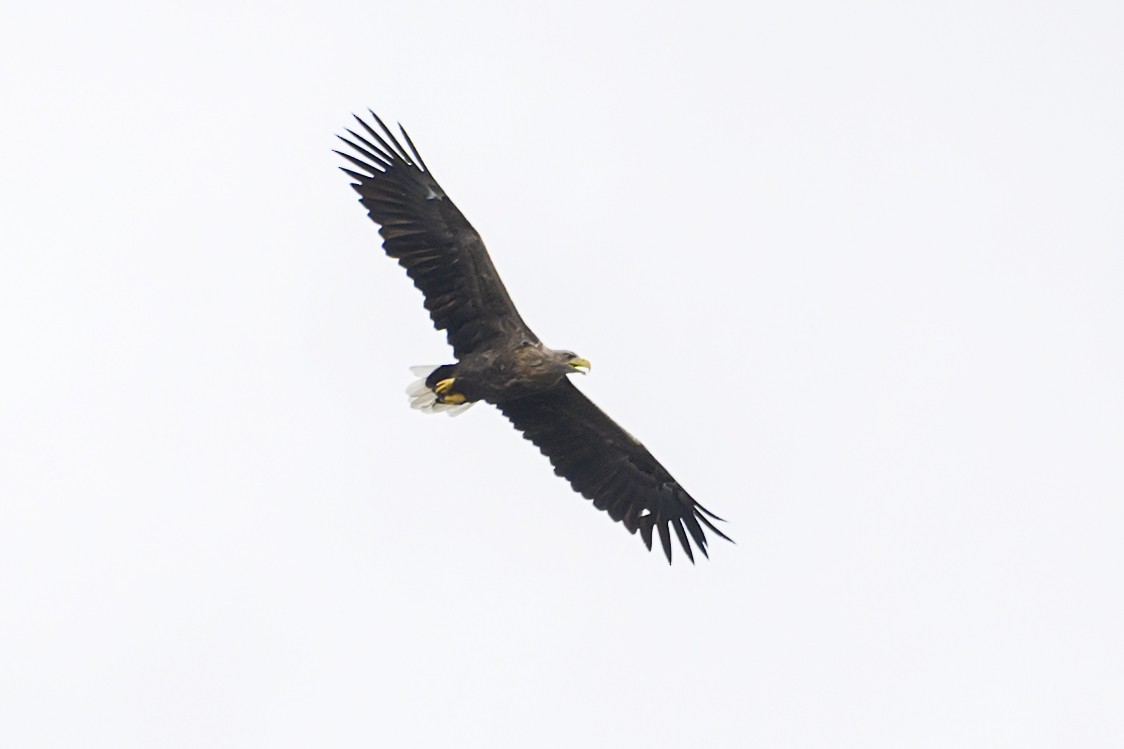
499,381,731,564
336,111,536,358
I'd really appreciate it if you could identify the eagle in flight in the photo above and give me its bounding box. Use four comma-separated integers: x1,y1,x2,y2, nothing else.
336,111,731,563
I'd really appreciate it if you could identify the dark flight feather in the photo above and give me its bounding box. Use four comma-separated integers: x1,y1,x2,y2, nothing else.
499,380,729,563
337,113,536,358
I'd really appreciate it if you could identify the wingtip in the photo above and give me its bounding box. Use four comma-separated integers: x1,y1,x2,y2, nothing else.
672,518,695,564
696,503,726,522
658,522,673,564
398,122,429,172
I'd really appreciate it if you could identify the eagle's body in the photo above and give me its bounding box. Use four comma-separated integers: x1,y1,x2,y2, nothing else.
443,342,580,403
337,111,731,563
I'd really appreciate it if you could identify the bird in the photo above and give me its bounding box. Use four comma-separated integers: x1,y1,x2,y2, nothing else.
335,110,731,563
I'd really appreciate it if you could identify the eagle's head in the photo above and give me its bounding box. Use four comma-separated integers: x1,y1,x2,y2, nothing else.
550,348,591,376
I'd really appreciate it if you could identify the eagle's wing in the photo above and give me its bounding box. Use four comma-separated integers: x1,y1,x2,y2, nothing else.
499,380,731,563
336,112,536,358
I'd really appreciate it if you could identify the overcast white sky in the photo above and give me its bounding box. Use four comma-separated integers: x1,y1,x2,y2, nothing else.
2,1,1122,746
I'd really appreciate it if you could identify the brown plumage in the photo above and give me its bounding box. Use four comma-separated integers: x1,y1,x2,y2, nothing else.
337,110,731,563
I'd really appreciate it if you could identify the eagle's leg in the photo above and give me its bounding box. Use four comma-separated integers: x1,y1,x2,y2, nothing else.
407,365,475,414
434,377,467,405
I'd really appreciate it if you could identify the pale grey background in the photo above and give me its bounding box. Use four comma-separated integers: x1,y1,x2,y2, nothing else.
2,1,1122,746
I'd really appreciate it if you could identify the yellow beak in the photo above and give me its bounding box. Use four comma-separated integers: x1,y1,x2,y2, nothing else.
568,357,591,375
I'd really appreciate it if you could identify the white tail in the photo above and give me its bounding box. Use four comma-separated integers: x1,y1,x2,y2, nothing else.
405,366,474,416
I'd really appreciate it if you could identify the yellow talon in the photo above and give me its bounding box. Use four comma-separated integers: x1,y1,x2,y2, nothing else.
434,377,456,395
442,392,467,405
